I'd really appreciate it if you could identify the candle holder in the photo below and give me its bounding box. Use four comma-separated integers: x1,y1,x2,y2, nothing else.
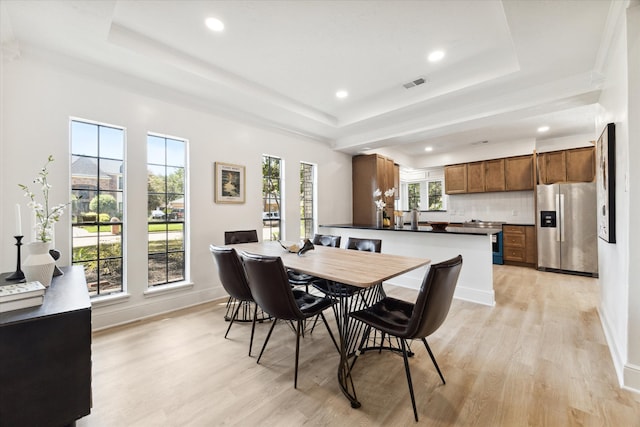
6,235,25,281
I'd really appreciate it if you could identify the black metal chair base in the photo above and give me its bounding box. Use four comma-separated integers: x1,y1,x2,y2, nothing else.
223,297,271,323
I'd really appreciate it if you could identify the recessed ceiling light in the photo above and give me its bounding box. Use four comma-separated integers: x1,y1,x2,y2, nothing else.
336,90,349,99
428,50,445,62
424,146,433,152
537,126,550,133
205,17,224,32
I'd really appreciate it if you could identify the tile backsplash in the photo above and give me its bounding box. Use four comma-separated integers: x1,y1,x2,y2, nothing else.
416,191,535,224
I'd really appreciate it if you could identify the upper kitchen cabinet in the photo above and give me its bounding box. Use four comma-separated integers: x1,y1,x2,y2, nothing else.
444,164,468,194
466,161,485,193
352,154,397,226
484,158,506,192
538,150,567,184
538,146,595,184
505,155,534,191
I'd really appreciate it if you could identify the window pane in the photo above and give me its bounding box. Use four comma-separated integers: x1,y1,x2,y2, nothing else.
149,224,168,254
98,159,123,190
73,235,98,262
147,135,166,165
100,235,121,258
100,258,123,294
166,167,184,194
168,252,185,282
166,138,185,167
71,121,98,157
168,225,184,251
148,253,167,286
99,126,124,160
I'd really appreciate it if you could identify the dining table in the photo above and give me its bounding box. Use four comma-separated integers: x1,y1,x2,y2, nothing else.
229,240,431,408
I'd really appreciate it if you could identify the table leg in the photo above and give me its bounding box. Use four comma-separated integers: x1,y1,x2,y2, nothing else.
328,282,386,408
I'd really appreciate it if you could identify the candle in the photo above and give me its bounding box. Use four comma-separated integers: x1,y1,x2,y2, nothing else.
15,204,22,236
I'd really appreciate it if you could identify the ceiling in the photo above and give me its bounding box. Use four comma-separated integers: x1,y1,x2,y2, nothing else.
0,0,620,165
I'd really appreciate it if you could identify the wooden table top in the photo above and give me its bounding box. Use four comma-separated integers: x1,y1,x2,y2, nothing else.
229,241,430,287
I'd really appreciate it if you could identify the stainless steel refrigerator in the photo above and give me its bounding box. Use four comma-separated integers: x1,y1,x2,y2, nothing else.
537,182,598,276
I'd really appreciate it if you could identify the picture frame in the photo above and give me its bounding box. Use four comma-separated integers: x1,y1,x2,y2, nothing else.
596,122,615,243
214,162,245,204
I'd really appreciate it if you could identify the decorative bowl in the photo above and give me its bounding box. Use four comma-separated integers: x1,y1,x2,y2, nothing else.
428,221,449,231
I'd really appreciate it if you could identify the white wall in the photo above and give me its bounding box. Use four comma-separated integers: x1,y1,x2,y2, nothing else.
0,51,352,329
595,1,639,392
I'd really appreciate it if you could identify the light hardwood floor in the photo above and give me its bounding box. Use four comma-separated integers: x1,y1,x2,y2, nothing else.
77,265,640,426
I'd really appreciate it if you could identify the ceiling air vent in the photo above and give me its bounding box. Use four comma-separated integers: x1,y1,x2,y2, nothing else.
403,77,427,89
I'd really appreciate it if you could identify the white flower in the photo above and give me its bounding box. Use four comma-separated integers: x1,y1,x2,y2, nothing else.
374,199,386,210
373,188,382,198
19,155,68,243
384,188,396,198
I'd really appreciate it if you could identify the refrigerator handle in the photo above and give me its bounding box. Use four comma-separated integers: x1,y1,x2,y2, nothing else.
559,193,565,242
555,193,561,242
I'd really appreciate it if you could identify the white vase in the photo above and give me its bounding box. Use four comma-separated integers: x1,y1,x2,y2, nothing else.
23,241,56,287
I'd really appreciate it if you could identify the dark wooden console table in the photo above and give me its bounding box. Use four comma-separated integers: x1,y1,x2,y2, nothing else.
0,266,91,427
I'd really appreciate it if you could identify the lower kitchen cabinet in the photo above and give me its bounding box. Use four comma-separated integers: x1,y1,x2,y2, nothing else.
503,224,537,267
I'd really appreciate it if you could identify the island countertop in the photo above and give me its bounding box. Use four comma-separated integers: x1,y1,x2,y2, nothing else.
319,223,502,236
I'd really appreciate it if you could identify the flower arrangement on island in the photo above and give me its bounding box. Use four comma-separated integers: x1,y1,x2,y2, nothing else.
373,187,396,210
19,155,68,243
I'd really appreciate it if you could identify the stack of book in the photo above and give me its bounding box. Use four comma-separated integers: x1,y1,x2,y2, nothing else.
0,281,46,313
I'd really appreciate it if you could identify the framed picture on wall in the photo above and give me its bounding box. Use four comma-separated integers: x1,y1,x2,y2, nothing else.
596,122,615,243
214,162,245,204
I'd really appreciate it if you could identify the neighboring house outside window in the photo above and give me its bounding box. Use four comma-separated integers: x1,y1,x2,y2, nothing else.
300,162,315,238
70,119,125,297
147,134,187,287
262,155,282,241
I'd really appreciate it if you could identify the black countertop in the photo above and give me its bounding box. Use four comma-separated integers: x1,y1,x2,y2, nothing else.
319,224,501,236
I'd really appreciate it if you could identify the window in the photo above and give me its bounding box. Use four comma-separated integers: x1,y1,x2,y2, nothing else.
262,155,281,241
147,134,187,287
408,182,421,210
71,119,125,297
300,162,315,238
427,179,444,210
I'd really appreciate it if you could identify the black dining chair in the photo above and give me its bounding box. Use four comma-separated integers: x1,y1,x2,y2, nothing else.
312,237,382,297
224,229,259,245
240,251,340,388
349,255,463,422
209,245,259,356
288,234,342,291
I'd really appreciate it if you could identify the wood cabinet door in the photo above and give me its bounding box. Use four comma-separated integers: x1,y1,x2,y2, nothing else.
445,164,468,194
484,159,505,192
525,225,537,265
352,154,378,225
467,161,485,193
566,146,595,182
505,155,534,191
539,151,566,184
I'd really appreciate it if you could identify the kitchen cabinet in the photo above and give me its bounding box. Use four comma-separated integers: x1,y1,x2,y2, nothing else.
538,150,567,184
444,164,467,194
484,158,506,192
505,155,534,191
503,224,536,267
538,146,595,184
566,146,595,182
352,154,397,226
466,161,485,193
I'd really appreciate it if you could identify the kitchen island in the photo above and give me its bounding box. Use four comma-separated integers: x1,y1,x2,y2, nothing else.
318,224,500,306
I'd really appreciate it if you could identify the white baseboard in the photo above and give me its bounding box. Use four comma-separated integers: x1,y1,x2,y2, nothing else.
91,287,226,331
623,363,640,394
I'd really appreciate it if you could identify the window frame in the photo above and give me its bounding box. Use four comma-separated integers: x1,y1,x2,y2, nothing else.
262,155,282,241
300,162,316,239
146,133,188,288
70,118,126,298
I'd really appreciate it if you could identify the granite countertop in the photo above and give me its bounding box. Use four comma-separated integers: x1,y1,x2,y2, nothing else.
320,224,501,236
